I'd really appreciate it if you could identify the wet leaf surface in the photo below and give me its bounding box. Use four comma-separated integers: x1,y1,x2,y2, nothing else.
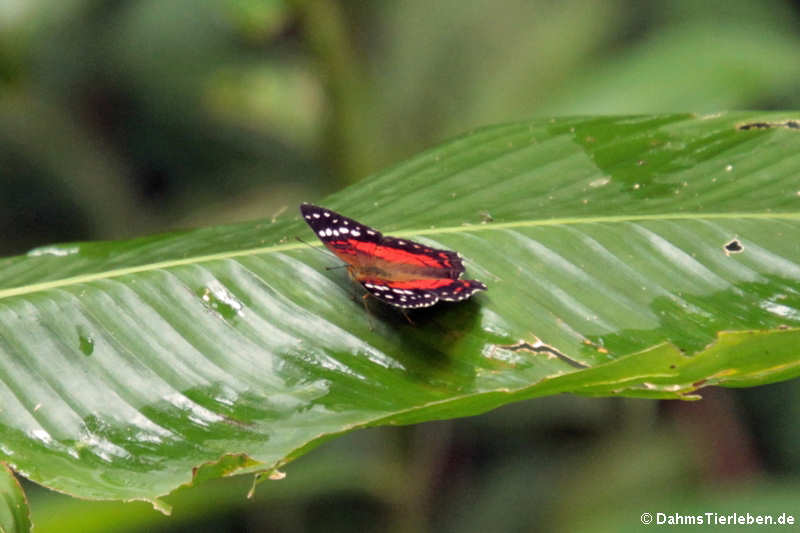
0,113,798,507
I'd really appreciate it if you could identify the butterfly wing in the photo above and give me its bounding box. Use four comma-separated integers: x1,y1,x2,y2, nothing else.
360,281,438,308
374,236,464,279
300,203,382,265
431,278,487,302
361,278,486,309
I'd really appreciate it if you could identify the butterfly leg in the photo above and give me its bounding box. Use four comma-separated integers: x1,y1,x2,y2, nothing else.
361,293,375,331
399,308,415,326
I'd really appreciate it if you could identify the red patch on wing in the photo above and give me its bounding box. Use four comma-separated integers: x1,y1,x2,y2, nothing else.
369,244,452,268
325,239,370,259
368,279,454,290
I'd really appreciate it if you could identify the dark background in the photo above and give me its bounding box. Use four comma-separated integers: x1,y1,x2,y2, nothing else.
3,1,800,531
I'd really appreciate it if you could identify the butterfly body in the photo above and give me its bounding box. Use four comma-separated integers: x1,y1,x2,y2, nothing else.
300,203,486,308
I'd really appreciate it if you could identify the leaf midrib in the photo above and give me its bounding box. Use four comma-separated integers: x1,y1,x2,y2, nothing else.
1,211,796,300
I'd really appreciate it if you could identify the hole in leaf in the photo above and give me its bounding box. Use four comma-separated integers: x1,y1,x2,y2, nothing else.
724,239,744,255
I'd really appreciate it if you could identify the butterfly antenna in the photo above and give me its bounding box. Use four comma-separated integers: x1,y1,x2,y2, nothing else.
295,236,334,258
295,236,346,272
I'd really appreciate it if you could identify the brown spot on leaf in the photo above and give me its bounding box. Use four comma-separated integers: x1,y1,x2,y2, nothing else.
494,339,589,368
738,120,800,130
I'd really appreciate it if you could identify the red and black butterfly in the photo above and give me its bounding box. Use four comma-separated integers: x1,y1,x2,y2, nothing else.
300,204,486,309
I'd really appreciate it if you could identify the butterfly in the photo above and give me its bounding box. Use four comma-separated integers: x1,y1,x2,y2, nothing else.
300,203,486,309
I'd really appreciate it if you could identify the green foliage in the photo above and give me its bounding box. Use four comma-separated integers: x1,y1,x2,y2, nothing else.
0,464,31,533
0,113,798,514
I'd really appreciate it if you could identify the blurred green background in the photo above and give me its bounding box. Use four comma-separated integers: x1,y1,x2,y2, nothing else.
3,0,800,531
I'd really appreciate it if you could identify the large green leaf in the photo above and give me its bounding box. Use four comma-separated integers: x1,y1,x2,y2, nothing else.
0,113,799,511
0,463,31,533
